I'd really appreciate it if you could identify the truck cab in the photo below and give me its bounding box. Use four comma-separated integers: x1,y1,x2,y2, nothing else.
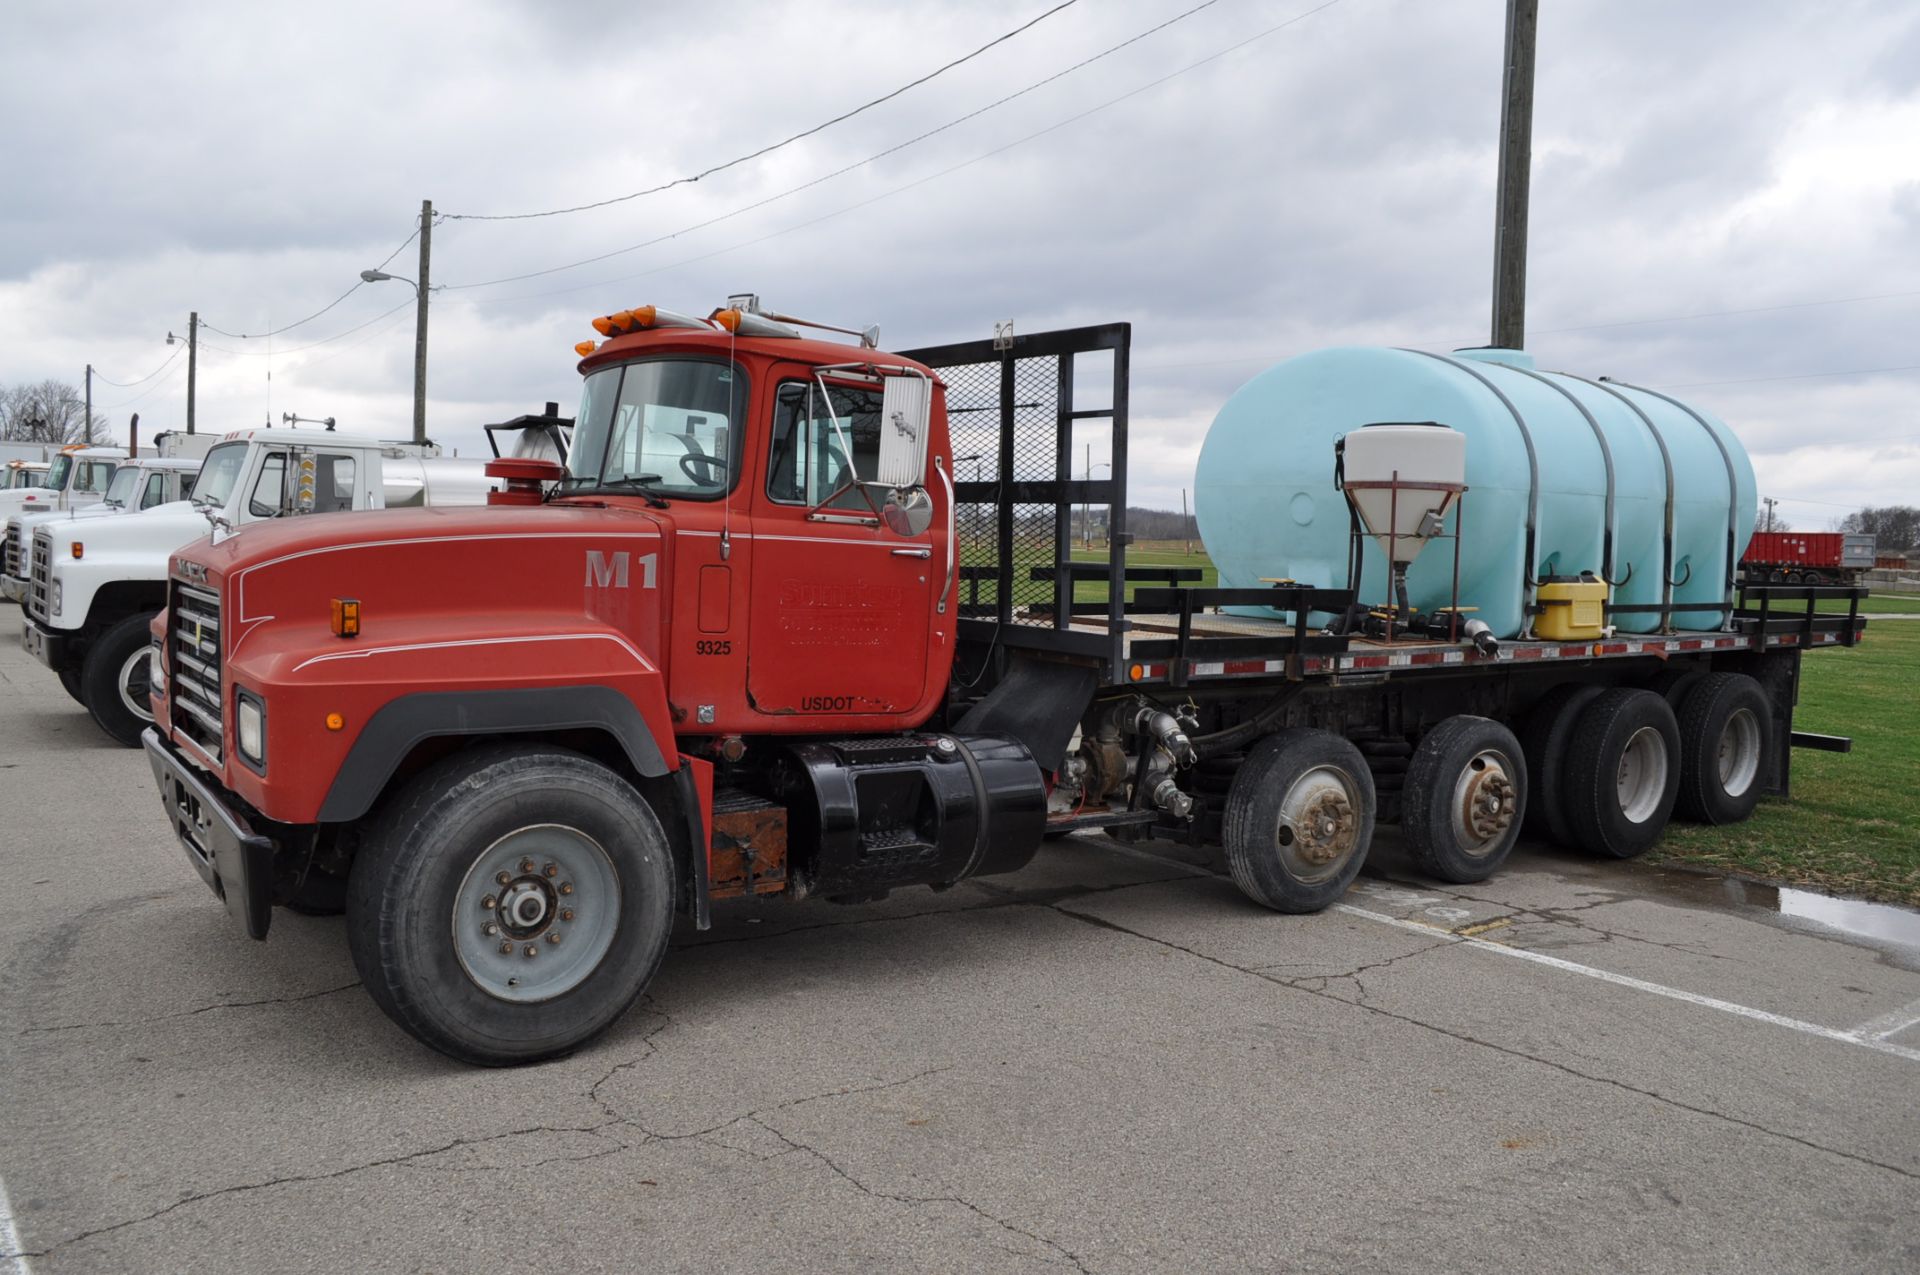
0,445,126,521
3,455,200,602
22,426,497,746
4,461,50,490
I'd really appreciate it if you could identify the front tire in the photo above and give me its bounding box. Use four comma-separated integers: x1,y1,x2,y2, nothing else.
347,745,676,1066
80,612,158,747
1222,729,1376,913
58,666,85,705
1401,716,1527,883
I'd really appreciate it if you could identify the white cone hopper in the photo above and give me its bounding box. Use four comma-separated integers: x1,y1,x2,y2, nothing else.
1337,423,1466,566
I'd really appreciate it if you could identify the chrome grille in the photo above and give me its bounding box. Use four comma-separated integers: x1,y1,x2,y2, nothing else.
170,581,223,761
2,519,20,580
27,529,51,622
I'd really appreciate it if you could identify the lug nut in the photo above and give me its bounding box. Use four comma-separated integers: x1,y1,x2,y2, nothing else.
496,871,511,886
519,858,536,874
498,941,513,955
560,908,575,922
559,882,574,896
481,894,497,910
546,931,561,945
523,944,539,959
483,923,499,937
544,862,559,878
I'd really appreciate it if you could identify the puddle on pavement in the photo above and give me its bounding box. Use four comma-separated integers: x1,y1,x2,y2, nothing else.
1615,863,1920,951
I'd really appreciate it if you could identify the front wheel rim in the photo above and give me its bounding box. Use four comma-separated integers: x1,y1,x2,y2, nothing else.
117,646,154,723
452,824,622,1003
1616,727,1669,824
1449,749,1518,856
1717,707,1761,798
1274,764,1363,883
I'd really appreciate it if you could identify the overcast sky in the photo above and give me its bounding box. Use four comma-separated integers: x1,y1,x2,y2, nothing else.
4,0,1916,526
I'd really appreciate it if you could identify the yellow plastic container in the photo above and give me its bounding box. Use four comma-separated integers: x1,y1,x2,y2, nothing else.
1535,578,1609,640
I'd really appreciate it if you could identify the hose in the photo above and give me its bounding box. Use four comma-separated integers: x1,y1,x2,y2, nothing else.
1190,682,1308,759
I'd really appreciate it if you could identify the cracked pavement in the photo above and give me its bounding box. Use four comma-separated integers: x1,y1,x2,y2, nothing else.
3,632,1919,1272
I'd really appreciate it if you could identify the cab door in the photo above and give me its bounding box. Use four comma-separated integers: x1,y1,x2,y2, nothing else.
746,367,933,718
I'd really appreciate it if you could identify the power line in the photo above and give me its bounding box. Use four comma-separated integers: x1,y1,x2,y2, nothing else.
443,0,1085,223
443,0,1234,294
196,299,416,357
97,351,187,410
1531,287,1920,336
200,221,425,340
455,0,1349,306
89,344,184,388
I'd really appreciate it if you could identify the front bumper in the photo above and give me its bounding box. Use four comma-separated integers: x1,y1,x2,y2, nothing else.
143,728,276,940
0,575,23,603
21,620,74,672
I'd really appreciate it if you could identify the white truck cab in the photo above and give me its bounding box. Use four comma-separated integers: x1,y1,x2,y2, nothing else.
4,461,50,490
0,445,127,521
21,426,501,745
2,457,201,602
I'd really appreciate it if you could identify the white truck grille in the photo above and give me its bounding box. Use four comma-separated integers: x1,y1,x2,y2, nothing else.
2,519,20,581
170,581,224,761
27,529,51,622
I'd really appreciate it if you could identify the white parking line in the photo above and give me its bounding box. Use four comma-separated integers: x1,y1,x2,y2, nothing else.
1334,904,1920,1065
0,1168,31,1275
1847,995,1920,1042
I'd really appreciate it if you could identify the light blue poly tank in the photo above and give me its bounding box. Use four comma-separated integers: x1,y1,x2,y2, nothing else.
1193,348,1758,639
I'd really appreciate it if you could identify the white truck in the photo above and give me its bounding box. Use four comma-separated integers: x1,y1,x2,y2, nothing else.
4,461,51,490
2,457,202,603
0,445,126,523
21,426,502,746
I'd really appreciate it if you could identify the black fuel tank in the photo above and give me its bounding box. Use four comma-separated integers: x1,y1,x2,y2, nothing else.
771,733,1047,899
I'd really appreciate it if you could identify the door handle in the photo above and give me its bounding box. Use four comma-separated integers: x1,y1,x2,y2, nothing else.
892,547,932,559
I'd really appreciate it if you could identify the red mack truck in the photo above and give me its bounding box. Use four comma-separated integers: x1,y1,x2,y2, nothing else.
142,302,1866,1065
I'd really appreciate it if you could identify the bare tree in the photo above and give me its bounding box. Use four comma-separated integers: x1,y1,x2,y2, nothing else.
0,380,101,443
1842,506,1920,552
1752,509,1790,535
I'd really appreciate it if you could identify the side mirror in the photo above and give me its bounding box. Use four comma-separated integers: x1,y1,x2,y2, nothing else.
881,487,934,537
875,373,931,488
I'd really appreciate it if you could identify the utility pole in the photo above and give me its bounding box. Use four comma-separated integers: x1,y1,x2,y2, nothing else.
169,312,199,432
412,198,432,444
1490,0,1538,351
1763,496,1778,532
84,364,93,443
1181,487,1192,555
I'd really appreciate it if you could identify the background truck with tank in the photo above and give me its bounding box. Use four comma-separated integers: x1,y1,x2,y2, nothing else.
21,426,501,746
138,301,1864,1067
2,455,202,602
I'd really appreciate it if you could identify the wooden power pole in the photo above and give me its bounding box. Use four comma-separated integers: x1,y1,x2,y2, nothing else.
84,364,93,443
1490,0,1538,351
412,199,432,444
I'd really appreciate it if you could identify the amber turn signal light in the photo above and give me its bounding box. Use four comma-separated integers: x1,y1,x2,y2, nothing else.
575,340,597,356
330,597,361,639
70,542,83,559
325,712,346,732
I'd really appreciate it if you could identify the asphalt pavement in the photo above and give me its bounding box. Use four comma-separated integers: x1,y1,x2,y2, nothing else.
2,617,1917,1274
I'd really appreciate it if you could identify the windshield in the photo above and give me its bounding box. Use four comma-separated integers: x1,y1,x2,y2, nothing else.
566,358,744,500
103,466,141,508
192,442,250,509
43,456,72,491
7,470,38,490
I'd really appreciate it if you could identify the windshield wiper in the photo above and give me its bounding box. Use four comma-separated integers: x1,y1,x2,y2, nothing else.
590,475,672,509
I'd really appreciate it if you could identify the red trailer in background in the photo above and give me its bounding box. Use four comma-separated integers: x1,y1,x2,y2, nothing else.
1743,531,1877,585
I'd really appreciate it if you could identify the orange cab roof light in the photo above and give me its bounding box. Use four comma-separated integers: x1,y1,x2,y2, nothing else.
588,305,712,338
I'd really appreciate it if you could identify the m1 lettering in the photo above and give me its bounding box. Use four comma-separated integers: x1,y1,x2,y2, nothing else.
584,550,659,589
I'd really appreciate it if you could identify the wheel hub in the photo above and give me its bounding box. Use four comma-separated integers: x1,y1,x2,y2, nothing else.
1292,790,1355,864
1460,768,1516,841
453,825,619,1004
494,878,555,939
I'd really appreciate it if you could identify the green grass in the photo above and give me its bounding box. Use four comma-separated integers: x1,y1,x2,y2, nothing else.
1652,621,1920,906
1813,593,1920,615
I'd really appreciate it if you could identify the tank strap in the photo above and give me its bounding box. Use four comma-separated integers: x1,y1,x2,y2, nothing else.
1599,380,1740,631
1507,368,1618,587
1559,376,1678,630
1399,350,1540,636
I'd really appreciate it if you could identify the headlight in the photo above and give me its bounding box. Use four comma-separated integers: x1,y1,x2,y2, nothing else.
236,693,265,767
49,579,62,616
148,645,164,696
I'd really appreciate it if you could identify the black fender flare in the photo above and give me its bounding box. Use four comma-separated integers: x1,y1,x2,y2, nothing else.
317,685,671,823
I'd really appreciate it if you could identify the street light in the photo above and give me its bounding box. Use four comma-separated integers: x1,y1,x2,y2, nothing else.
359,266,429,445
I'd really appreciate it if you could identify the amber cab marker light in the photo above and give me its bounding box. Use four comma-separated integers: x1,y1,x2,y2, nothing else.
330,597,361,639
70,542,83,559
575,340,597,356
325,712,346,732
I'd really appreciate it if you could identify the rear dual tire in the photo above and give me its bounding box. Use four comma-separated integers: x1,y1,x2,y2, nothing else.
1561,689,1682,859
1674,673,1772,825
347,745,675,1067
